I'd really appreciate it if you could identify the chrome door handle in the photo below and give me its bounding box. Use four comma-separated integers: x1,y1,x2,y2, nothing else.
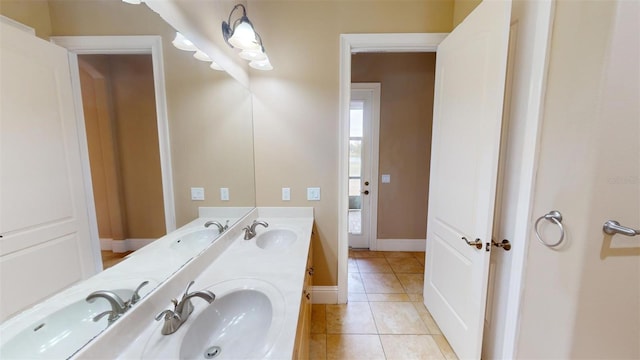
603,220,640,237
462,237,482,250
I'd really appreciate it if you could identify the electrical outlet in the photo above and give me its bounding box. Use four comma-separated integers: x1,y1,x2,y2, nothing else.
220,187,229,201
191,187,205,201
307,187,320,201
282,187,291,201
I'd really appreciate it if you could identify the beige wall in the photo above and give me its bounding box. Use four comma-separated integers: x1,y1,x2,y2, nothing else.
452,0,481,28
517,0,640,357
249,0,453,285
0,0,52,38
351,52,435,240
108,55,166,238
2,0,257,228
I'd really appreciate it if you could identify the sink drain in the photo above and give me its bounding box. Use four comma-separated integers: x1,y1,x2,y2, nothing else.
204,345,222,359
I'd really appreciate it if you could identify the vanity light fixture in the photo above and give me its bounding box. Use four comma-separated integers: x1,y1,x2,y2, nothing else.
121,0,143,4
222,4,273,71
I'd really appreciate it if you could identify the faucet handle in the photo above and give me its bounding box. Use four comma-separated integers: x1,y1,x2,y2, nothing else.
129,280,150,305
93,310,118,324
155,309,181,322
181,280,196,300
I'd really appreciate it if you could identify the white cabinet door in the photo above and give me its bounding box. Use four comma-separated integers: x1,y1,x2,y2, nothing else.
423,1,511,358
0,21,96,320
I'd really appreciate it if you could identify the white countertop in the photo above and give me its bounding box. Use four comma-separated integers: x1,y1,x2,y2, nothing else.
75,207,314,359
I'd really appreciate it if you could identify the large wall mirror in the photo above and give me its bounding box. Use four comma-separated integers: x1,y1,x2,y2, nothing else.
0,0,255,358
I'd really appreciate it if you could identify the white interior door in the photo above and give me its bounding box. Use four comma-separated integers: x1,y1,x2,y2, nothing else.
0,21,97,320
423,1,511,359
348,84,380,249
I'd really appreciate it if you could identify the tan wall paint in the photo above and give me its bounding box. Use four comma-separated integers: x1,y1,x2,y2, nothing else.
109,55,166,238
452,0,481,29
249,0,453,285
0,0,52,38
351,52,435,240
42,0,256,227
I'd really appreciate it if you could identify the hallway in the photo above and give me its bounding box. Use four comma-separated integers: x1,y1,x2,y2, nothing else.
309,250,458,359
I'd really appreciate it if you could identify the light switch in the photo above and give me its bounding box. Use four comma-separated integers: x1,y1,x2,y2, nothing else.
282,187,291,201
381,174,391,183
220,187,230,201
307,187,321,201
191,187,205,201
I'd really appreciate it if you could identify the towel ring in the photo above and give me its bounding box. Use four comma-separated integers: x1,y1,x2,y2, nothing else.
535,210,565,248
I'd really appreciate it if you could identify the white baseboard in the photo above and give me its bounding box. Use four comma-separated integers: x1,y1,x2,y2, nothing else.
100,238,155,252
374,238,426,252
312,286,338,304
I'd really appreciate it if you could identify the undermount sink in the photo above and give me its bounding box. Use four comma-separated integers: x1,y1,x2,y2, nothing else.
0,289,134,359
170,228,219,252
255,229,296,250
180,290,272,359
142,279,284,360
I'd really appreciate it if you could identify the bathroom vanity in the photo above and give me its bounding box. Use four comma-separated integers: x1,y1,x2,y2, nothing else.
67,207,313,359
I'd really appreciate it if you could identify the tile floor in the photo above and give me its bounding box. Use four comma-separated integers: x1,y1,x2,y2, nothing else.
310,249,458,360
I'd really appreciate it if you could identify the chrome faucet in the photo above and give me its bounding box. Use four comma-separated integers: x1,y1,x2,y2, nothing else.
243,220,269,240
155,280,215,335
86,290,128,325
86,281,150,326
204,220,229,233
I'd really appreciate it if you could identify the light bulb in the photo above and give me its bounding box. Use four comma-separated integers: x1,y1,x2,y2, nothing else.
193,50,211,62
228,19,260,51
239,48,267,61
210,62,224,71
249,57,273,71
172,32,197,52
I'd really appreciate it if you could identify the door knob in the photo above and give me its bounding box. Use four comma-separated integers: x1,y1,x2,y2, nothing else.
362,190,369,195
364,181,369,186
492,239,511,251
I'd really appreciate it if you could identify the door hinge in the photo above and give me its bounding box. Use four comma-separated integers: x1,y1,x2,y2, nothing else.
486,242,490,252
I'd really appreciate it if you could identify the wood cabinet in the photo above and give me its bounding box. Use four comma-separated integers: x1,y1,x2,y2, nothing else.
293,241,313,359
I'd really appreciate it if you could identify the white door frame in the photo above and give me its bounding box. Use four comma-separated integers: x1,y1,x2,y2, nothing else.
348,83,380,250
51,36,176,273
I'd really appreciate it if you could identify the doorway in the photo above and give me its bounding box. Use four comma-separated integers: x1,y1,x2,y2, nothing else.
338,34,446,304
77,54,165,268
51,36,176,272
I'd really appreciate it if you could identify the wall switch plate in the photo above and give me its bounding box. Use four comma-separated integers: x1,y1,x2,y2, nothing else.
220,187,229,201
307,187,320,201
282,187,291,201
191,187,205,201
381,174,391,183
